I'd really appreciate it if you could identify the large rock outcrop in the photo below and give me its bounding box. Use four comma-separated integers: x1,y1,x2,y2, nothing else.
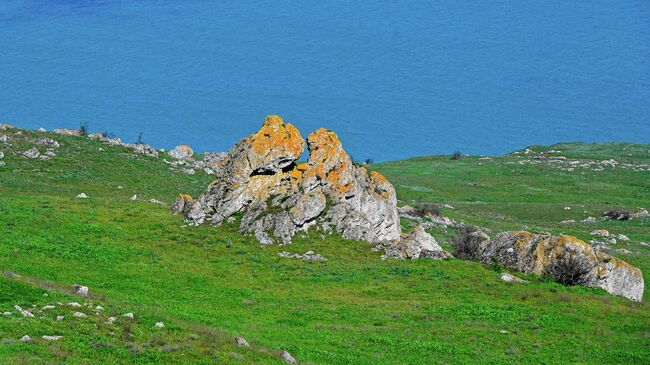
179,115,447,259
479,231,644,301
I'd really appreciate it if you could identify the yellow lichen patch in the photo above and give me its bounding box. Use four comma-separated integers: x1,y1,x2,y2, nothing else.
370,170,388,185
296,163,309,172
287,165,304,184
178,194,193,201
248,115,305,158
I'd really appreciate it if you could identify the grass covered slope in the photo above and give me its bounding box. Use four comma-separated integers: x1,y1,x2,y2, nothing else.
1,130,649,364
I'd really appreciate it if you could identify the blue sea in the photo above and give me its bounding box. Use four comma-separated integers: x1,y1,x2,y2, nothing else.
1,1,649,161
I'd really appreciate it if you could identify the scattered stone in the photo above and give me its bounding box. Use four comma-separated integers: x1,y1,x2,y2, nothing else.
73,284,89,297
0,151,4,159
616,248,632,255
56,316,64,321
36,138,60,148
54,128,82,136
38,127,46,132
154,322,165,328
19,335,31,342
41,305,55,310
131,194,138,201
0,135,8,143
559,220,575,225
279,251,328,262
617,234,630,242
640,242,650,247
124,143,159,157
280,350,297,364
95,306,104,311
2,312,12,316
76,193,88,199
14,305,35,318
168,145,194,160
591,229,609,237
149,199,165,205
235,336,250,347
42,335,62,341
68,302,82,308
499,273,528,283
73,311,87,318
122,312,134,319
0,124,15,130
581,217,597,223
632,208,649,219
0,161,5,167
107,316,117,323
479,232,644,301
183,168,196,175
22,147,40,159
564,206,571,210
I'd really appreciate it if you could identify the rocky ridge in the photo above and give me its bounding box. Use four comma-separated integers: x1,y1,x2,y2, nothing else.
175,115,449,259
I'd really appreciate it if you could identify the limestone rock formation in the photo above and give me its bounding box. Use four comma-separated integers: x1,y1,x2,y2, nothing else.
479,231,644,301
178,115,448,259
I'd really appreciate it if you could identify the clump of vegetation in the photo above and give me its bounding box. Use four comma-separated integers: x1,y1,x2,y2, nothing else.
451,224,483,260
412,202,441,217
603,209,631,221
80,122,89,135
136,131,145,145
545,253,596,286
365,158,374,165
451,151,462,160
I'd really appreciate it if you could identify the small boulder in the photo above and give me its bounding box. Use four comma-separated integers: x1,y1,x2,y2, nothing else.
54,128,82,136
0,151,4,159
22,147,40,159
67,302,82,308
154,322,165,328
499,273,528,283
235,336,250,347
168,145,194,160
42,335,62,341
73,311,87,318
171,194,193,215
280,351,297,364
122,312,134,319
73,284,89,297
19,335,31,342
36,138,60,148
384,226,451,260
56,316,64,321
14,305,34,318
131,194,138,201
76,193,88,199
41,305,55,310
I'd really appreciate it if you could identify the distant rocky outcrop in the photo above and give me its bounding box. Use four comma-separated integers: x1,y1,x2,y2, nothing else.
168,144,194,160
478,231,644,301
176,115,449,259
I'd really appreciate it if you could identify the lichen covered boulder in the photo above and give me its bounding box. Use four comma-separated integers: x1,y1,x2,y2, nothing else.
382,226,451,260
180,115,443,258
479,231,644,301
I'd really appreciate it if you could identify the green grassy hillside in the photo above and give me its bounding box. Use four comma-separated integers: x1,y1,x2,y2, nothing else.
1,129,648,364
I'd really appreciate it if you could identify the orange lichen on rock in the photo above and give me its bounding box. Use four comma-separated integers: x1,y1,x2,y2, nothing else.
248,115,305,158
304,128,356,195
178,194,193,201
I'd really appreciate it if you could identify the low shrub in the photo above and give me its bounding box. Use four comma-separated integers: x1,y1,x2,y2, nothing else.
603,209,631,221
451,224,482,260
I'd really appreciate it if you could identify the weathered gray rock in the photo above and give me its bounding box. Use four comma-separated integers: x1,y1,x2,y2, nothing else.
54,128,82,136
0,135,8,143
42,335,62,341
14,305,34,318
73,284,88,297
383,226,451,260
19,335,31,342
154,322,165,328
36,138,60,148
73,311,87,318
76,193,88,199
280,351,297,364
479,232,644,301
0,124,15,130
235,336,250,347
168,145,194,160
22,147,40,159
499,273,528,283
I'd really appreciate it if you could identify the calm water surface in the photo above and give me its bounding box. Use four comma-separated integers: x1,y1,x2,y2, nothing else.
1,1,649,161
